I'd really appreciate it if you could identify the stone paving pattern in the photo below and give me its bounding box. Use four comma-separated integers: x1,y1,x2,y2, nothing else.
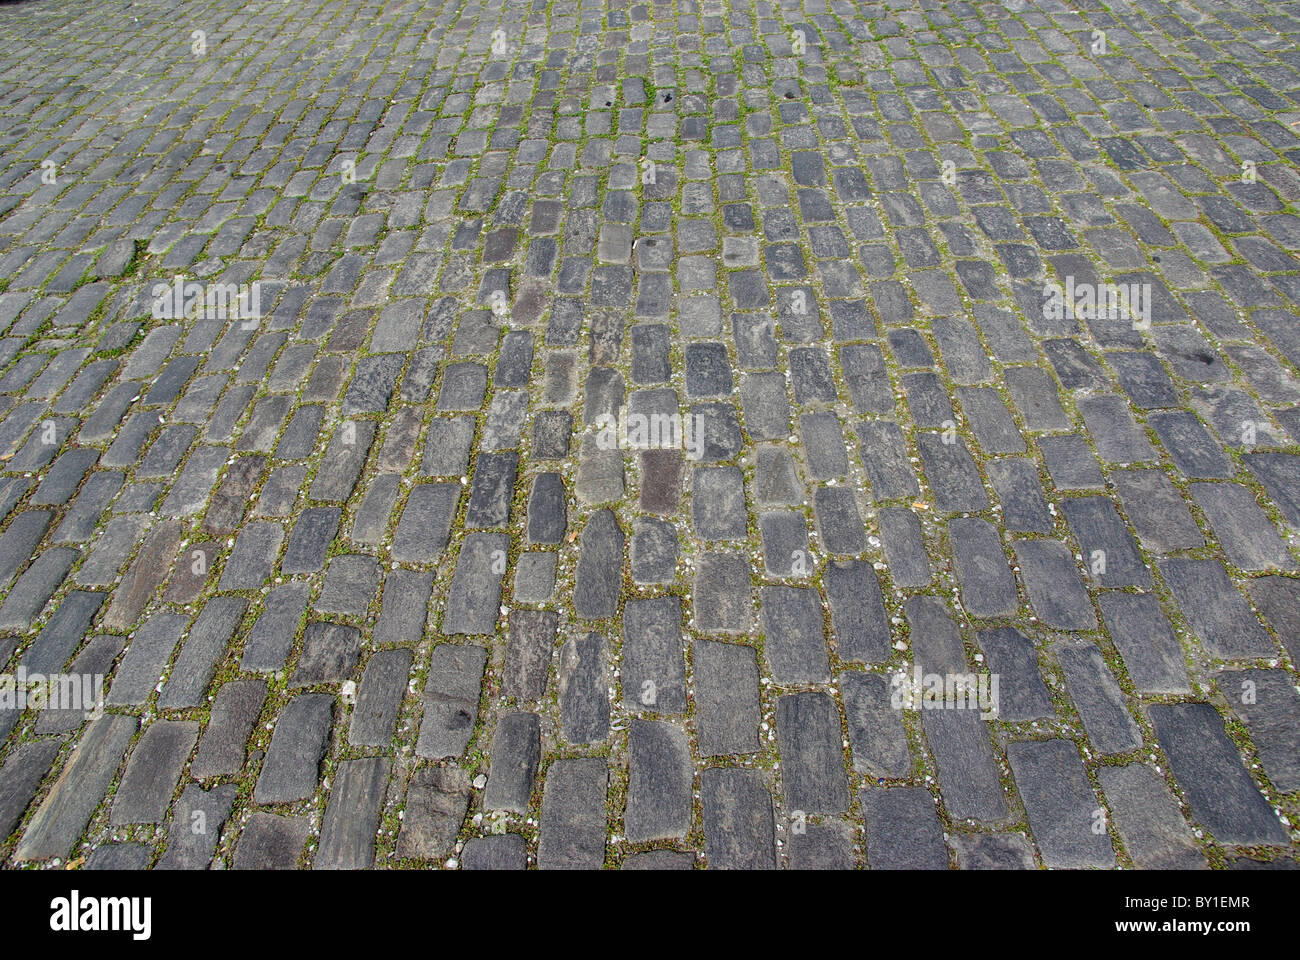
0,0,1298,870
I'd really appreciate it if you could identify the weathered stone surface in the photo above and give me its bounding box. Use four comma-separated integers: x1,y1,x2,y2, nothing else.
483,712,541,814
538,758,607,869
701,768,775,870
417,645,486,760
315,758,390,870
254,694,333,805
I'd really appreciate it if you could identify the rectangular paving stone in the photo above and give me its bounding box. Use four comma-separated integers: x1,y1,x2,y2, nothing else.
504,609,558,703
701,768,775,870
1006,739,1116,868
948,517,1019,618
693,639,760,758
1097,592,1192,695
1158,558,1276,659
622,596,686,714
234,812,310,870
315,757,390,870
841,672,911,779
1190,481,1297,571
626,720,693,842
1111,468,1205,552
159,596,247,709
1054,639,1143,755
0,739,63,846
16,714,137,861
538,758,607,870
443,533,508,635
392,482,459,563
1013,539,1097,630
484,711,541,814
1061,495,1151,589
106,611,188,706
1097,764,1207,870
191,679,267,780
861,787,948,870
760,586,830,684
395,766,470,863
1149,703,1288,846
776,692,849,816
417,645,486,760
111,719,199,825
253,693,333,805
1217,669,1300,794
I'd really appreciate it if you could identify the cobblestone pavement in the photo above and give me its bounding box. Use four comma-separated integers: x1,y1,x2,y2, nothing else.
0,0,1298,871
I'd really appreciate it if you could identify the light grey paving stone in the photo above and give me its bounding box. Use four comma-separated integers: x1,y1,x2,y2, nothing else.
483,712,541,814
630,516,677,585
1077,395,1156,463
1111,468,1205,553
373,569,432,646
0,739,63,844
693,639,760,758
1054,640,1143,755
1158,558,1276,659
241,582,309,673
824,560,890,664
573,510,623,620
253,694,333,805
191,679,267,779
841,672,911,779
626,720,692,842
1097,764,1207,870
692,465,747,540
349,648,413,747
948,517,1018,618
1006,739,1116,868
1013,539,1097,630
1061,496,1151,589
443,533,508,635
20,589,104,675
923,702,1007,822
538,757,607,870
504,609,558,704
16,714,137,861
904,596,967,675
159,596,247,710
460,834,527,870
1097,593,1191,695
396,766,470,862
976,627,1054,721
155,783,237,870
416,645,486,760
1217,669,1300,793
701,768,776,870
392,482,459,563
217,521,283,592
776,691,850,816
760,586,830,684
1189,482,1297,571
986,458,1054,533
106,611,188,706
878,507,931,589
559,630,609,745
787,822,856,870
917,434,989,513
855,421,920,502
622,596,686,714
861,787,948,870
234,813,310,869
315,757,390,870
513,552,557,603
84,842,154,871
951,833,1037,870
1150,703,1288,846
